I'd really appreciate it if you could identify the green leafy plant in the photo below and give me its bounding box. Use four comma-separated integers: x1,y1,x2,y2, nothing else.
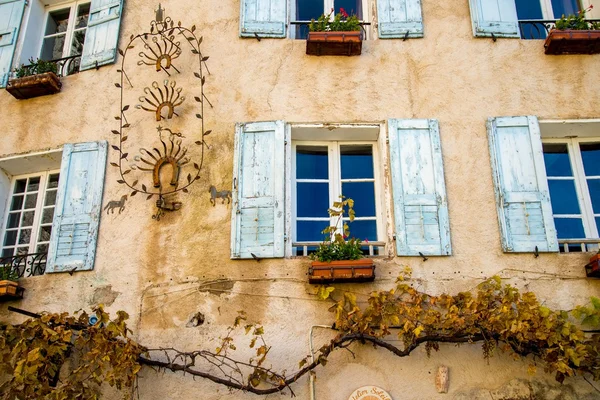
555,5,600,30
14,58,58,79
310,197,364,262
0,266,18,281
308,8,361,32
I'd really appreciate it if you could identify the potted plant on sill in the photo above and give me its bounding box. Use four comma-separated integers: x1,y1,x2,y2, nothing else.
0,266,23,300
585,249,600,277
306,8,363,56
6,58,62,100
544,5,600,55
308,197,375,283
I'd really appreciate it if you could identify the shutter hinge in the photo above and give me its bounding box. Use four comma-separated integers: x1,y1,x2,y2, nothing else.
284,234,288,242
392,234,396,240
236,209,241,214
386,138,389,144
285,140,288,145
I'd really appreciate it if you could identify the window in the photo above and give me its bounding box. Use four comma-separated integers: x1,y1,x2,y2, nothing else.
0,142,107,275
469,0,586,39
1,172,60,259
292,0,364,39
543,139,600,251
292,141,381,255
40,1,90,62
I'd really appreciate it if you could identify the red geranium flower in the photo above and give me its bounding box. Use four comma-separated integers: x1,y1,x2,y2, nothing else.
340,7,349,17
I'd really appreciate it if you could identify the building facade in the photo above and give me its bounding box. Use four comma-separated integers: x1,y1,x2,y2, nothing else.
1,0,600,398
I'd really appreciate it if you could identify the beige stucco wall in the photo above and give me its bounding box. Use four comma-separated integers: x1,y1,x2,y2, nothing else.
1,0,600,398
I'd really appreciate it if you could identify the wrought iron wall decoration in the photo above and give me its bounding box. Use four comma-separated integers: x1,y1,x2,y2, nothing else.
103,195,128,214
209,185,231,206
110,4,212,220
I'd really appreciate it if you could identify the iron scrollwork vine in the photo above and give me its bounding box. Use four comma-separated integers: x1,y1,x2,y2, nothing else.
111,5,212,220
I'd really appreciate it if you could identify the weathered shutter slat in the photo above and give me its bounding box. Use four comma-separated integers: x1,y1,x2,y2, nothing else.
80,0,124,71
231,121,286,259
487,116,558,252
388,119,451,256
240,0,287,38
377,0,424,38
46,141,108,273
468,0,519,38
0,0,25,87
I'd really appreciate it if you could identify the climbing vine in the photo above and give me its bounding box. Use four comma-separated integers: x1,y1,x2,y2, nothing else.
2,273,600,398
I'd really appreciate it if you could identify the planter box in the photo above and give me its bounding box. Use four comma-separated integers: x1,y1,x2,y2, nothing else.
306,31,362,56
544,29,600,55
309,259,375,283
6,72,62,100
0,280,24,301
585,254,600,278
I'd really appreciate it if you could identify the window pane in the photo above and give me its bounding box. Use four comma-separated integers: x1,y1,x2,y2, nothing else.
548,180,580,214
45,190,57,206
45,8,71,35
587,179,600,214
38,226,52,242
340,145,373,179
543,144,572,177
36,243,49,254
24,193,38,209
296,0,323,39
76,3,90,28
596,217,600,234
21,211,34,227
342,182,375,216
346,220,377,241
48,174,60,189
3,231,17,246
554,218,585,239
14,179,26,194
335,0,362,18
6,213,20,229
10,196,24,211
552,0,580,18
42,208,55,224
18,229,31,245
71,30,86,55
27,177,40,192
580,143,600,176
1,248,14,258
297,221,329,242
297,146,328,179
297,183,329,217
41,35,66,60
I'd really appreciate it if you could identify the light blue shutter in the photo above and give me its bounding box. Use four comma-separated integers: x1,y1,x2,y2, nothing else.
377,0,424,38
468,0,519,38
240,0,287,38
80,0,124,71
388,119,451,256
487,116,558,253
231,121,286,259
0,0,25,87
46,141,108,273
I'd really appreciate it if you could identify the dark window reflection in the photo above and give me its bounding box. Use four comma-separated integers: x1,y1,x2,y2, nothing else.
296,0,323,39
543,143,572,177
297,182,329,217
342,182,375,216
297,220,330,242
341,145,373,179
548,180,580,214
297,146,328,179
580,143,600,176
554,217,585,239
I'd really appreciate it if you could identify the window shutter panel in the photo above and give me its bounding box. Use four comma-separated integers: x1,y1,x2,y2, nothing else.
388,119,451,256
80,0,124,71
46,141,107,273
240,0,287,38
0,0,25,88
231,121,286,259
377,0,424,38
487,116,558,253
468,0,519,38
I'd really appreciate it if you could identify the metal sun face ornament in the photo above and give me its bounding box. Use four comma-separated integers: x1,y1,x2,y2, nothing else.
137,80,186,121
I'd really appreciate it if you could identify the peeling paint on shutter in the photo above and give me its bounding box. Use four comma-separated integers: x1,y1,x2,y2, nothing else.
468,0,519,38
0,0,25,87
80,0,124,71
46,141,107,273
388,119,451,256
377,0,424,38
240,0,287,38
487,116,558,253
231,121,286,259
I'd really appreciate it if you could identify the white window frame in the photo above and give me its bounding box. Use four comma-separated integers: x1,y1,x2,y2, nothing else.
288,123,388,257
543,137,600,241
290,0,370,39
39,0,91,60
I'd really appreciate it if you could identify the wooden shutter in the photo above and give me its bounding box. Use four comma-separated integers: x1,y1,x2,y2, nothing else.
80,0,124,71
0,0,25,87
240,0,287,38
46,141,107,273
231,121,286,259
377,0,424,38
487,116,558,253
388,119,451,256
468,0,519,38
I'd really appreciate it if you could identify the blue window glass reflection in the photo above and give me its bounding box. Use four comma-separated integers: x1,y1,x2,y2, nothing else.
297,183,329,217
580,143,600,177
552,0,580,18
340,145,373,179
342,182,375,216
297,146,328,179
554,218,585,239
296,0,323,39
297,221,329,242
543,144,572,177
336,0,362,18
587,179,600,214
548,180,581,214
345,220,377,241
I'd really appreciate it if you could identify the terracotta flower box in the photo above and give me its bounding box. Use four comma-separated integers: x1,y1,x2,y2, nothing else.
306,31,362,56
309,258,375,283
585,253,600,278
0,280,24,301
544,29,600,55
6,72,62,100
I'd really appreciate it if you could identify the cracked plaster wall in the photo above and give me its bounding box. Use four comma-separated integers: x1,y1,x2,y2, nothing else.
0,0,599,398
